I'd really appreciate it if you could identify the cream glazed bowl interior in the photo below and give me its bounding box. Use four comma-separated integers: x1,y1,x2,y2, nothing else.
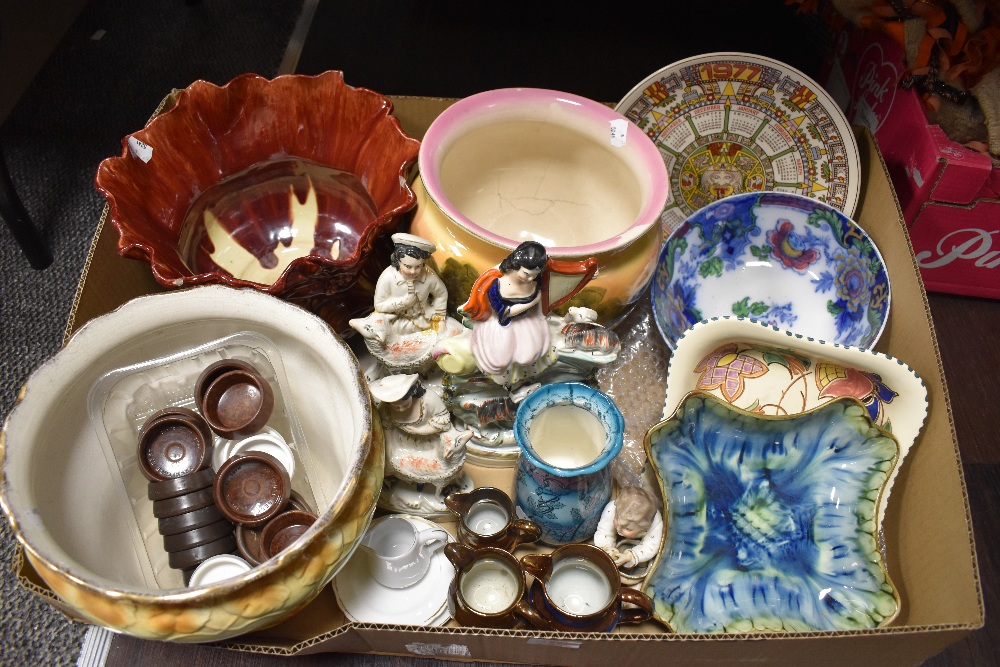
0,285,383,642
662,316,928,529
409,87,670,324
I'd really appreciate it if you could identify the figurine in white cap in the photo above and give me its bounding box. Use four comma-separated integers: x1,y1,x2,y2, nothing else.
373,233,448,338
350,233,467,373
369,373,453,437
368,374,473,512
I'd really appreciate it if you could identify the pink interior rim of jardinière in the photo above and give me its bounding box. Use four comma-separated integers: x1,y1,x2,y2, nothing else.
418,88,669,256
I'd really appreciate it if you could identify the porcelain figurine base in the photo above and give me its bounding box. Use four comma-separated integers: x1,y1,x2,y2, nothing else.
353,314,466,375
442,311,621,467
613,537,652,584
377,473,476,519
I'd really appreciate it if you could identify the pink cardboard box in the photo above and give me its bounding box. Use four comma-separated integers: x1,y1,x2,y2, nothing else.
823,26,1000,298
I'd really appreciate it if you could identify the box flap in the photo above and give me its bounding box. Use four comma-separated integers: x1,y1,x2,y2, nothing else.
926,125,994,204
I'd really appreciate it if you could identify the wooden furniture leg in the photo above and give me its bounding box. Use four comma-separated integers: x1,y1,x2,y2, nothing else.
0,144,52,269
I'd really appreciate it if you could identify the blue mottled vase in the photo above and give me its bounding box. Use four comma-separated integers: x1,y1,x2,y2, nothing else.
513,383,624,546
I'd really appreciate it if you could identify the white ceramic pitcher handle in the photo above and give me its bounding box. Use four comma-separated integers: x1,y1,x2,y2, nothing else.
416,527,449,556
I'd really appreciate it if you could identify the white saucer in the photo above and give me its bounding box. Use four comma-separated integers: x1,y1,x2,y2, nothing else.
333,515,454,626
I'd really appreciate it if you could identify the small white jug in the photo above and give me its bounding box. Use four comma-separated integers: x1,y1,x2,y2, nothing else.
358,516,449,589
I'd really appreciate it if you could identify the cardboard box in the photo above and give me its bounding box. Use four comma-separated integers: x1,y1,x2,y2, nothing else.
823,26,1000,298
18,97,982,665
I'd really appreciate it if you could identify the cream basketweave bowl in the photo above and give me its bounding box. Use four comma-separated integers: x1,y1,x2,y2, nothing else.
409,87,670,325
0,285,383,642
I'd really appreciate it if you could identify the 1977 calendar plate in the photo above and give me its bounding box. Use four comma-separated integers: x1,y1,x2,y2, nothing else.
616,52,860,236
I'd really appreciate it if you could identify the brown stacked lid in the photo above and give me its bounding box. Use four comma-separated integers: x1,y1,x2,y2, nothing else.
136,360,315,581
196,359,275,440
138,408,235,578
235,490,316,565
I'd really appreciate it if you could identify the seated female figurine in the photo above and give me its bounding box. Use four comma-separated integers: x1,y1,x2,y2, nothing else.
459,241,558,385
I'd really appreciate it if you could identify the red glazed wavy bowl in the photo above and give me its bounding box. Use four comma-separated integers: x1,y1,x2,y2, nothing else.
95,71,420,335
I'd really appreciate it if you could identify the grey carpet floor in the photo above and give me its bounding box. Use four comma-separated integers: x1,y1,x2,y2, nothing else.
0,1,304,663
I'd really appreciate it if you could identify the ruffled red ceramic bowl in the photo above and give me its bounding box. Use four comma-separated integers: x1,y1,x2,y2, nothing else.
95,71,420,335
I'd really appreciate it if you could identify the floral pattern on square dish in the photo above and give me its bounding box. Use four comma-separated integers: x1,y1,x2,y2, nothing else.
644,392,900,633
661,317,929,530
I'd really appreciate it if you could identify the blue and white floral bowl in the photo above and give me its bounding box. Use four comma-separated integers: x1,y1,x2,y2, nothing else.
644,392,900,633
650,192,890,350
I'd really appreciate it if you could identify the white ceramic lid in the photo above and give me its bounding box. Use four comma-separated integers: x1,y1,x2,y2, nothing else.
227,427,295,479
188,554,252,588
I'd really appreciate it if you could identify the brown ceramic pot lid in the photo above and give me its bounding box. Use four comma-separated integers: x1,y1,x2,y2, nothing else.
137,413,210,481
213,451,290,528
168,533,238,571
158,503,225,536
201,368,274,440
161,518,235,553
147,468,215,501
235,490,312,565
234,523,264,566
152,486,216,519
259,510,317,560
194,359,260,413
143,406,214,447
